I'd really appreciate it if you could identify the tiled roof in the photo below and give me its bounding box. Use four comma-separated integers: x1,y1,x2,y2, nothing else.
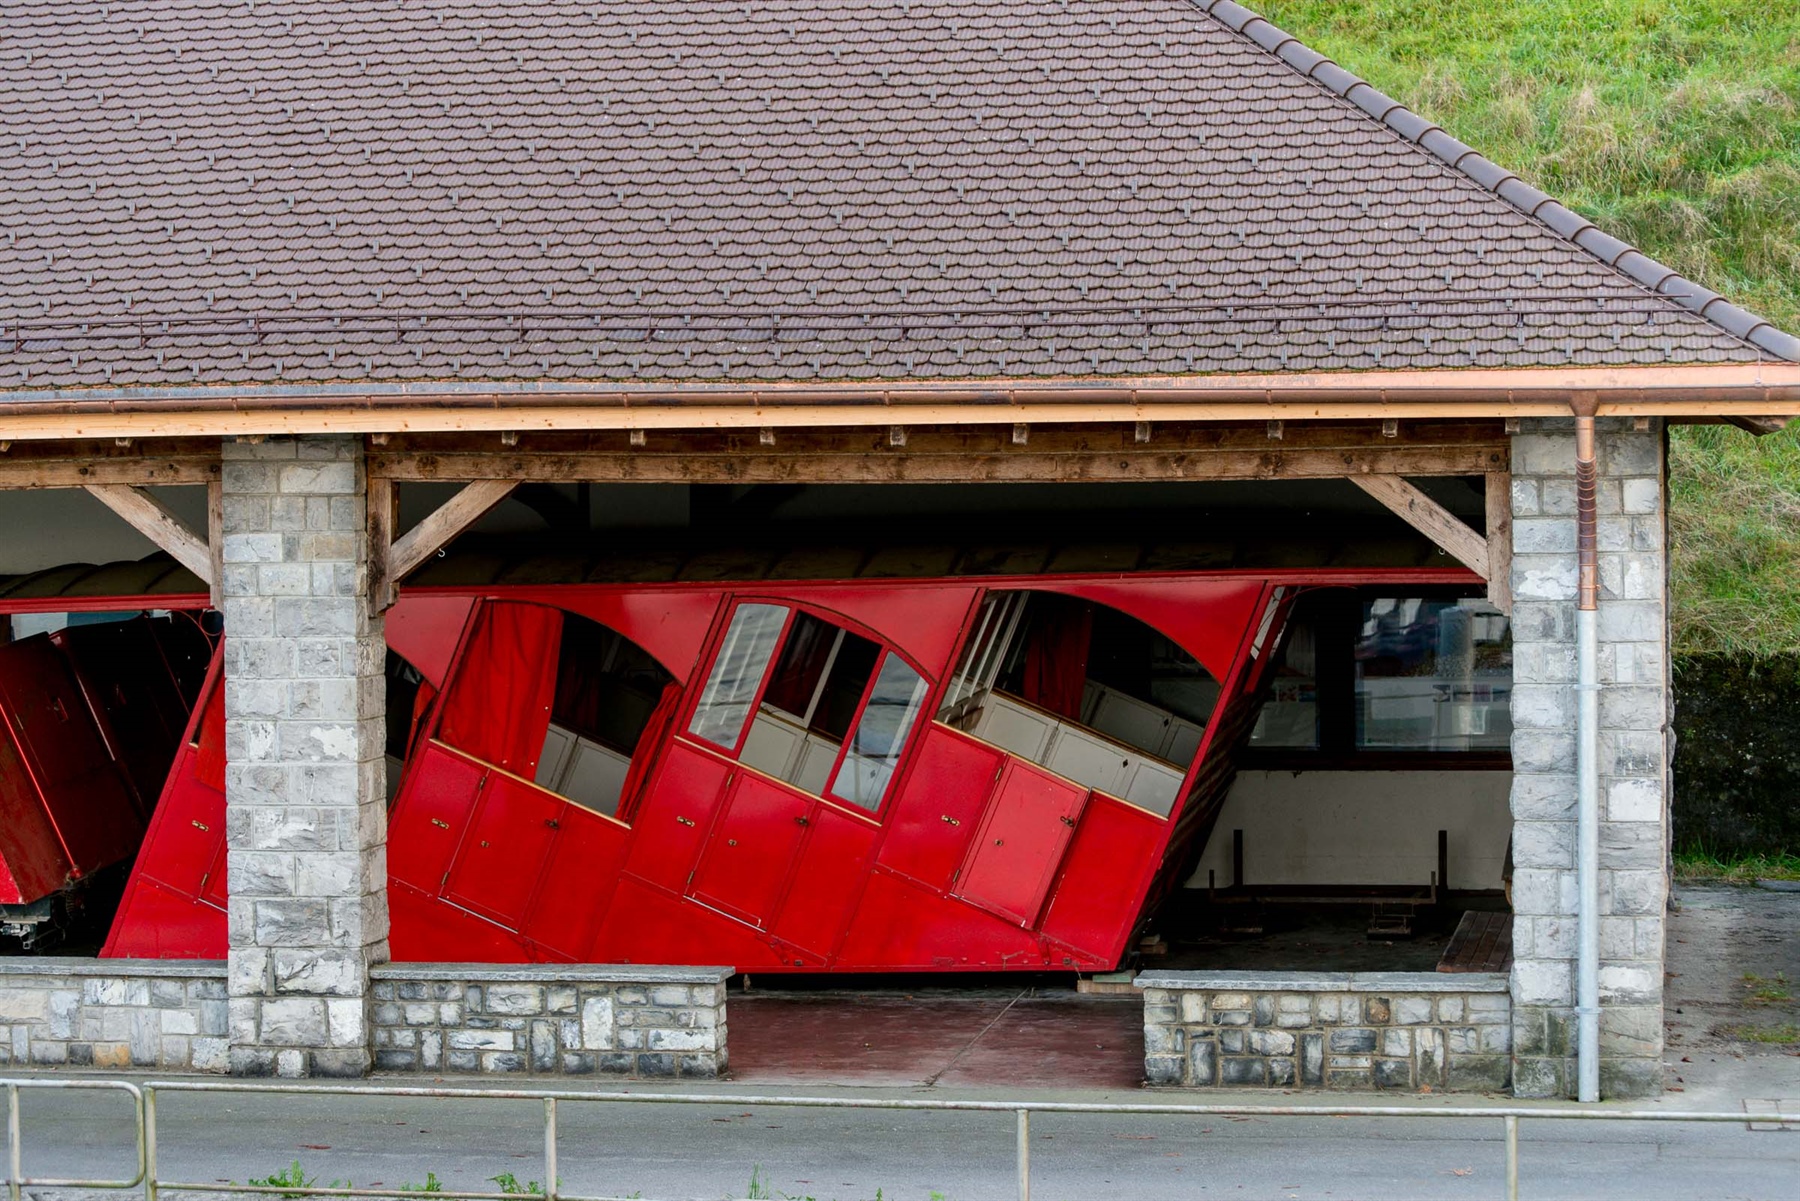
0,0,1793,395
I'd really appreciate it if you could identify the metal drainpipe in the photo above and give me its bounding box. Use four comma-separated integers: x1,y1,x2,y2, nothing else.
1573,404,1602,1103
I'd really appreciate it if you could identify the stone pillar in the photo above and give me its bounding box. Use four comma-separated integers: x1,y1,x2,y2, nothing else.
220,435,388,1078
1507,418,1669,1098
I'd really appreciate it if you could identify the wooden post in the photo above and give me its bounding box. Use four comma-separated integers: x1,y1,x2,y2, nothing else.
206,479,224,610
1485,470,1513,615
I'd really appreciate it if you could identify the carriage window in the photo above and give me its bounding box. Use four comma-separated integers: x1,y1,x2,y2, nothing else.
937,590,1217,816
688,603,788,750
691,602,928,811
535,614,678,817
830,654,929,811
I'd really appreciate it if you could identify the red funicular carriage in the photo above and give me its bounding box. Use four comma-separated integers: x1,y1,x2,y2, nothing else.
105,555,1473,970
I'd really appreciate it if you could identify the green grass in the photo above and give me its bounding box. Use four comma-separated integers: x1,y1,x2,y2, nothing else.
1742,972,1794,1005
1249,0,1800,652
1719,1022,1800,1044
1673,847,1800,882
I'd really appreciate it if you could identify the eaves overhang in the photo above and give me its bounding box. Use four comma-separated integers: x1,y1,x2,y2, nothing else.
0,363,1795,442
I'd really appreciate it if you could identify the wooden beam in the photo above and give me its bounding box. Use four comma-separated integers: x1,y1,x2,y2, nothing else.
1349,475,1490,579
206,479,224,609
1484,471,1513,615
84,484,214,583
0,444,220,490
367,476,399,611
365,422,1508,484
373,479,517,611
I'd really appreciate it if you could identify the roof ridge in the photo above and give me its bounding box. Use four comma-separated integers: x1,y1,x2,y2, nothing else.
1186,0,1800,365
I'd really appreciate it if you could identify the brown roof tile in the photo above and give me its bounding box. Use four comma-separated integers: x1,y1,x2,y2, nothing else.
0,0,1794,396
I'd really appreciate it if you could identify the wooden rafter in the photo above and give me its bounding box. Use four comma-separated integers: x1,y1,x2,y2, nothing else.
1349,475,1491,581
370,479,518,611
84,484,214,584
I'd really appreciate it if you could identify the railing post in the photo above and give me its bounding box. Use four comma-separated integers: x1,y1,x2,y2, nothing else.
1504,1114,1519,1201
544,1097,558,1201
1015,1108,1030,1201
143,1085,158,1201
7,1082,21,1201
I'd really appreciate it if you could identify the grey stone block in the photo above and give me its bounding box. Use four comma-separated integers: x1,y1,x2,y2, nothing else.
1188,1039,1218,1086
1373,1058,1412,1089
1329,1028,1376,1053
1145,1055,1183,1085
1220,1057,1267,1086
1300,1034,1323,1085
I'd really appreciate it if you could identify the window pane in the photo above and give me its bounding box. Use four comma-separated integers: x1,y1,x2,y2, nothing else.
830,653,929,811
1356,598,1511,750
688,603,787,749
1248,615,1318,748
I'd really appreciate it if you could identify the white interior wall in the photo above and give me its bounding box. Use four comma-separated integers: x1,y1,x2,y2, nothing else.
1186,771,1513,891
0,486,208,576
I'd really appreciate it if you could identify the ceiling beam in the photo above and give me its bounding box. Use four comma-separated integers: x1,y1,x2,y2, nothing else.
1349,475,1490,580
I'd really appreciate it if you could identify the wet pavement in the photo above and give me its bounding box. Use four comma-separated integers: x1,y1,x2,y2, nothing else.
727,988,1145,1089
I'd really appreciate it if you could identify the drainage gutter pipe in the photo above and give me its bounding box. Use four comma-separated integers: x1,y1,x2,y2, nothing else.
1572,400,1601,1103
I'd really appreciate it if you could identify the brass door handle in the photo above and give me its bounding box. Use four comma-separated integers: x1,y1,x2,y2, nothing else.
1060,815,1076,828
544,818,560,829
429,818,449,830
940,815,960,826
794,815,810,827
676,816,696,827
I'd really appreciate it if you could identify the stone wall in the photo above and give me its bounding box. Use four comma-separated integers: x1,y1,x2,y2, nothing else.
369,964,729,1078
0,959,228,1072
1507,419,1669,1099
1138,971,1511,1091
221,434,389,1078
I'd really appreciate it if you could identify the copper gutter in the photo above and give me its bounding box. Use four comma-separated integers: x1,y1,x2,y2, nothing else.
0,363,1795,442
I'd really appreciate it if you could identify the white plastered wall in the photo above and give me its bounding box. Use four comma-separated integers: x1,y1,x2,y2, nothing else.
1186,771,1513,891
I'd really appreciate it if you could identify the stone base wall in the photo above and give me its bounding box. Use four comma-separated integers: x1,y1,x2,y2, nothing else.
0,959,228,1072
370,964,729,1078
1138,972,1511,1092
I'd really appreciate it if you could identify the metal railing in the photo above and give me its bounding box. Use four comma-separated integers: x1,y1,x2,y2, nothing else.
4,1076,1794,1201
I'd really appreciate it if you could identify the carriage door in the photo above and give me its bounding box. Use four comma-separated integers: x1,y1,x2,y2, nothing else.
953,758,1086,928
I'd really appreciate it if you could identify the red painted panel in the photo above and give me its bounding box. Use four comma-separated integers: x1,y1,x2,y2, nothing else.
0,722,65,905
444,771,563,929
1038,794,1166,962
622,739,731,892
101,875,226,958
522,806,630,960
386,595,476,688
772,804,878,960
1038,579,1266,682
689,773,810,928
954,761,1086,928
877,724,998,893
390,879,532,963
0,635,142,876
836,870,1063,970
592,875,789,970
387,743,486,896
777,585,979,678
500,588,726,683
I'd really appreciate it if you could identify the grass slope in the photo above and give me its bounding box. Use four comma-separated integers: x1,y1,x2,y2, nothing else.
1249,0,1800,652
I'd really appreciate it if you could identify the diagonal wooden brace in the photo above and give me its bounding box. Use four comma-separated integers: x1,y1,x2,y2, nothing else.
369,478,518,611
1351,474,1509,612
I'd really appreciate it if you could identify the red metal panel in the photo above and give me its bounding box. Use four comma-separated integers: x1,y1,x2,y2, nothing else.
953,760,1086,928
443,771,563,929
386,595,476,689
591,875,790,970
390,879,532,963
1038,578,1267,682
774,585,980,678
0,721,66,905
1037,794,1166,961
689,772,810,927
521,805,630,961
621,739,731,893
387,742,486,896
494,587,726,683
836,870,1065,970
0,635,141,879
100,875,226,958
876,724,998,893
772,804,879,960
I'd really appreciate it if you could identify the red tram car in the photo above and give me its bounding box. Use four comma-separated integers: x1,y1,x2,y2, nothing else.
0,612,207,947
102,558,1477,971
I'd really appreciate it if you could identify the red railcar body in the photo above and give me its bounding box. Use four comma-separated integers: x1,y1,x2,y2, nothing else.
103,567,1470,970
0,614,202,931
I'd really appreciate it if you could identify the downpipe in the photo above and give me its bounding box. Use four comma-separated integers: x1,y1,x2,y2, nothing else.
1573,407,1601,1103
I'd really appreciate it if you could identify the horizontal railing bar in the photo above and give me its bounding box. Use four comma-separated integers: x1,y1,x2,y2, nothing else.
133,1082,1790,1125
